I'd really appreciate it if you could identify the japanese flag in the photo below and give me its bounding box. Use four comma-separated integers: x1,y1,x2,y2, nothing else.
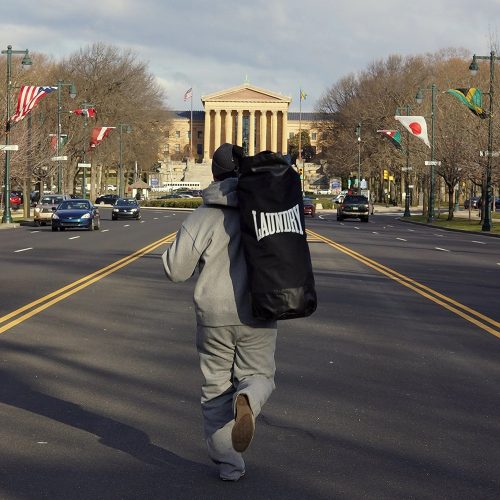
394,115,430,148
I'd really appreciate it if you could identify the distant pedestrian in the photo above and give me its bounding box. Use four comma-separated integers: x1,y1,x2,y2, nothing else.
162,143,277,481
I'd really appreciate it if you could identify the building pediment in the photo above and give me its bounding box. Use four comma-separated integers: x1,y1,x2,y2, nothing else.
202,84,291,104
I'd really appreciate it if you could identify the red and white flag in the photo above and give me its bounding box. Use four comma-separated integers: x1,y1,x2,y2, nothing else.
394,115,430,148
70,107,96,118
10,85,57,123
89,126,115,149
183,87,193,101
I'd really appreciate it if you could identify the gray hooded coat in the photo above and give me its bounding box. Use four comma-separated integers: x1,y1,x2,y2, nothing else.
162,177,263,327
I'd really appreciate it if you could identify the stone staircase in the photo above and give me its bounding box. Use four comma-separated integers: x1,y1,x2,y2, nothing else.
183,160,213,189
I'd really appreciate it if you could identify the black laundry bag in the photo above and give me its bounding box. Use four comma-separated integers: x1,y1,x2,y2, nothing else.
237,151,317,321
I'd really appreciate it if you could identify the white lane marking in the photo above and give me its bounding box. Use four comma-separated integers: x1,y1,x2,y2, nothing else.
101,229,110,232
68,236,80,240
123,224,130,227
407,229,415,232
140,220,145,223
154,217,159,220
14,247,33,253
30,230,40,234
396,237,407,242
434,233,444,237
471,240,486,245
372,231,379,234
354,226,359,230
435,247,450,252
163,215,170,218
497,263,500,266
388,225,394,227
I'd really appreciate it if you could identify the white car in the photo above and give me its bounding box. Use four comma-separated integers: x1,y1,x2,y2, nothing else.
34,194,72,226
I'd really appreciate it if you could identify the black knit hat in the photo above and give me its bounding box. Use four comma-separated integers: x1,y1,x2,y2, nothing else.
212,143,244,180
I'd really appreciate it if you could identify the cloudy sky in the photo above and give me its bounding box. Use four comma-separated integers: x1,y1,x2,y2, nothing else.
2,0,499,112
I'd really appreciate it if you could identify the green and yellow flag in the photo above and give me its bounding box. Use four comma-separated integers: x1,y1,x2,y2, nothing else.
446,87,487,119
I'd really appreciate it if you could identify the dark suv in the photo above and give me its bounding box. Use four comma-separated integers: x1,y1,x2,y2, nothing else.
337,194,370,222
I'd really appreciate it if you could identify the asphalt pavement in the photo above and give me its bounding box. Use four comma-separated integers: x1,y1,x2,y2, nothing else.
0,207,499,499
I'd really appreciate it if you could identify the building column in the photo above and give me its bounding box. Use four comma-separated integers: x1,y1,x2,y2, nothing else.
214,109,222,151
281,110,288,155
249,110,255,156
225,110,232,144
203,109,211,161
271,110,278,153
236,110,243,147
259,111,267,152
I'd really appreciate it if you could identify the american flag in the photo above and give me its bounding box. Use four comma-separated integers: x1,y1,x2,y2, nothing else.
89,126,116,149
184,87,193,101
10,86,57,123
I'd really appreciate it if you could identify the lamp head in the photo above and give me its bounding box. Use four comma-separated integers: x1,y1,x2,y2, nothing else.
415,89,423,104
469,56,479,76
21,50,32,70
355,123,361,139
69,83,77,99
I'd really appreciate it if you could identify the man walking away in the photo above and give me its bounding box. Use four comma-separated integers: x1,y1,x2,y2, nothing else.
162,143,277,481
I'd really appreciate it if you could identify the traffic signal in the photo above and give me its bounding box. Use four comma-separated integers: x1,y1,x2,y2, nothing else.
383,169,389,180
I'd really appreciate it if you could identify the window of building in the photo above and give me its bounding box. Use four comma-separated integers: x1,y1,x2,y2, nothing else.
289,132,294,139
175,130,180,138
175,144,180,152
197,130,203,139
311,132,317,141
163,145,169,153
197,144,203,155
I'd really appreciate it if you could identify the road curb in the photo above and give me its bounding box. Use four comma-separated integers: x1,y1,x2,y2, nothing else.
398,217,500,238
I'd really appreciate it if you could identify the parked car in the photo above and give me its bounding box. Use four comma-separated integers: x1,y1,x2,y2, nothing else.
464,197,480,209
95,194,119,205
303,198,316,217
10,193,22,209
111,198,141,220
496,197,500,210
34,194,72,226
51,199,100,231
337,194,370,222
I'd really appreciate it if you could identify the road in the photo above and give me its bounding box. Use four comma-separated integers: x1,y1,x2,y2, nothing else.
0,208,499,499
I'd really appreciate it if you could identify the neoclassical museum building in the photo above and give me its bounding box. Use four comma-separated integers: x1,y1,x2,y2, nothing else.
160,83,321,162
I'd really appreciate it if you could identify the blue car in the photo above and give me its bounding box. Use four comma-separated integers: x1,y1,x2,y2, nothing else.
51,199,100,231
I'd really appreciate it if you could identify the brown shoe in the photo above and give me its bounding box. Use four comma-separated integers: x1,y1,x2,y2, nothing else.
231,394,255,452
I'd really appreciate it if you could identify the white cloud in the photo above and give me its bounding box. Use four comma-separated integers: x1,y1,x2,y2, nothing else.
1,0,498,111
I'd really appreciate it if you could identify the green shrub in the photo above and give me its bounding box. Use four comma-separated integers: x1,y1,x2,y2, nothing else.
144,198,203,209
316,197,333,209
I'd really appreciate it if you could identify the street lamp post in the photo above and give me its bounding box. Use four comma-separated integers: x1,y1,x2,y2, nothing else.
1,45,32,224
355,123,361,193
416,84,437,223
118,124,132,197
55,80,76,193
80,101,94,199
396,105,412,217
469,51,499,232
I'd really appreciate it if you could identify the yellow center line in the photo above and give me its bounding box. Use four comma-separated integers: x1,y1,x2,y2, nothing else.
306,229,500,339
0,233,176,334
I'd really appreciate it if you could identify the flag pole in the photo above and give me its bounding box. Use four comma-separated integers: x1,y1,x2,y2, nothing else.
298,88,302,162
190,89,193,159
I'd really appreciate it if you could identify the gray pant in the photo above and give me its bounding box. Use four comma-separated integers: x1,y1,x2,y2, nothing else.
196,323,277,480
